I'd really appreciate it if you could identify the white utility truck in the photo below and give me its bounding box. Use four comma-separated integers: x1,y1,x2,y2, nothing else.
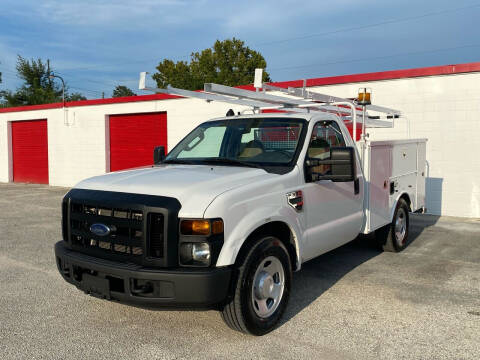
54,73,426,335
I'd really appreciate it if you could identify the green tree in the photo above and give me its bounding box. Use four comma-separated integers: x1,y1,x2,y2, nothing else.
0,55,87,107
112,85,136,97
0,56,60,106
152,38,271,90
67,92,87,101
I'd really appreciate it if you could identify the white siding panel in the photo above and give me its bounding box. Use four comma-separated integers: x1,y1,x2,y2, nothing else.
0,121,9,182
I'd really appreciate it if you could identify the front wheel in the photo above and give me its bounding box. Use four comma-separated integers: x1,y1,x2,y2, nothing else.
376,198,410,252
221,236,292,335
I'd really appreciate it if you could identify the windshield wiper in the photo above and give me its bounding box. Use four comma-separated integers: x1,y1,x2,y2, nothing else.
162,159,198,165
201,157,264,169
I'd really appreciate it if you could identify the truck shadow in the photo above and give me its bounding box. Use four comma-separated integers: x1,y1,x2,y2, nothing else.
279,213,440,326
408,213,440,244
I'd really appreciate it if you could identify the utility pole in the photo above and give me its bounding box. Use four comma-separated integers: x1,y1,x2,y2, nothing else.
49,73,67,125
49,73,65,106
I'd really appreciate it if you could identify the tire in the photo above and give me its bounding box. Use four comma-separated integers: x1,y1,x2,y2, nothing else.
376,198,410,252
221,236,292,336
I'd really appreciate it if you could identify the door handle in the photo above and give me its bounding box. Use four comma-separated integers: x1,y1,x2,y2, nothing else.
354,178,360,195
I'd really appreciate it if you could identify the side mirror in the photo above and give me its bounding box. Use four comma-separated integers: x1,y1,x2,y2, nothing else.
153,146,166,164
306,146,355,182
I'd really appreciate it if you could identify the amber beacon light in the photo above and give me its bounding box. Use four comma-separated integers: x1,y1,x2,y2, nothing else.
357,88,372,105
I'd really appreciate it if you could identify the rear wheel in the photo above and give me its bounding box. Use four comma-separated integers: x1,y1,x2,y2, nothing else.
221,236,292,335
376,198,410,252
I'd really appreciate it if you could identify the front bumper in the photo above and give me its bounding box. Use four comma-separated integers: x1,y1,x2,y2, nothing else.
54,241,232,308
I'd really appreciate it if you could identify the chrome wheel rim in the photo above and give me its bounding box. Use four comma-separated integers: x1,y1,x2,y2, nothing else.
251,256,285,318
395,208,407,246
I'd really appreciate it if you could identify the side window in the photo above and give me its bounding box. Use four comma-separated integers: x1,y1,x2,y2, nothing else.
177,127,226,158
307,121,345,174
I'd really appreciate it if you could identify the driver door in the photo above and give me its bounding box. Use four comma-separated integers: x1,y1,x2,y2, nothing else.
302,120,364,260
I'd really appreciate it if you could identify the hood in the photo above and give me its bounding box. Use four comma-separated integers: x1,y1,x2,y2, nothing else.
75,164,276,217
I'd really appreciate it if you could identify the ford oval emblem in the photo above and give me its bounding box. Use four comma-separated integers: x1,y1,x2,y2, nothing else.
90,223,111,237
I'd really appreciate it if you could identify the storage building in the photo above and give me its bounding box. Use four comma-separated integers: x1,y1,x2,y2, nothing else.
1,62,479,217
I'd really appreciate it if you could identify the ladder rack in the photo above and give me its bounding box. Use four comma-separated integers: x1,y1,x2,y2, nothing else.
138,72,402,138
262,84,401,116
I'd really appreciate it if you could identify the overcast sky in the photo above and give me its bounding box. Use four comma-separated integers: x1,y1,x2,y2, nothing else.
1,0,479,99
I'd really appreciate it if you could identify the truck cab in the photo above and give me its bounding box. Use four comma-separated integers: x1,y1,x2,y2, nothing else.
55,109,425,336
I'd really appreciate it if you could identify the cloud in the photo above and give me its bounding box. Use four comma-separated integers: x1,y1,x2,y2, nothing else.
222,0,360,29
1,0,477,99
9,0,376,31
36,0,191,27
0,41,22,89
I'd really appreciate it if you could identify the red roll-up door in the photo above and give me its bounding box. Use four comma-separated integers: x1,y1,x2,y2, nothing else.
109,112,167,172
11,120,49,184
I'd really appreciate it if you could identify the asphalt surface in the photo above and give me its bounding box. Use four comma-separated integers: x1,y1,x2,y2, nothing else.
0,183,479,360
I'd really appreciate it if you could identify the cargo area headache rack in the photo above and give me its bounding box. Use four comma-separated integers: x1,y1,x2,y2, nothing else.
138,70,401,142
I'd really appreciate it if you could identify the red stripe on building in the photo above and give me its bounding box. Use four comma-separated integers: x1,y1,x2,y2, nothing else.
270,62,480,89
0,94,181,114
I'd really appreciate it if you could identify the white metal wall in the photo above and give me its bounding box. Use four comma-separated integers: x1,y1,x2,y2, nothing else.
1,72,479,217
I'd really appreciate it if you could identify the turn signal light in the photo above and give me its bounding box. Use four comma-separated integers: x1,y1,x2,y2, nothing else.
211,220,224,234
181,220,210,235
180,219,224,236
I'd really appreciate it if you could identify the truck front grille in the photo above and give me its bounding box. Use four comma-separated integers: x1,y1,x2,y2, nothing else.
63,189,181,267
148,213,165,258
69,202,148,262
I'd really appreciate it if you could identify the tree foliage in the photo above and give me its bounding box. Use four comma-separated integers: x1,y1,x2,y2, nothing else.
67,92,87,101
113,85,136,97
0,55,87,107
152,38,271,90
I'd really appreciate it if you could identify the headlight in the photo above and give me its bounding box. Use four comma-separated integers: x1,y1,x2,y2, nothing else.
180,242,211,266
178,218,223,267
192,242,211,262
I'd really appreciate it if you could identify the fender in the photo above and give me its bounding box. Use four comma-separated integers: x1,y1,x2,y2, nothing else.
213,204,305,271
202,165,306,270
390,191,412,221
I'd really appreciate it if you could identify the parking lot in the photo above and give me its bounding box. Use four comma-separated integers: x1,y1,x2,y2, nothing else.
0,183,479,359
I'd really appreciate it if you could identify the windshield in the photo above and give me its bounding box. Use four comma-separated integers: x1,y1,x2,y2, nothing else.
165,118,306,167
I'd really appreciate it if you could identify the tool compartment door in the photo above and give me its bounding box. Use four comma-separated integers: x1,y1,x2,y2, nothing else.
416,141,427,210
366,139,427,233
390,141,423,212
367,143,392,232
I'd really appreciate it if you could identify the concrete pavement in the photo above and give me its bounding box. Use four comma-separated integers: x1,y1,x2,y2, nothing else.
0,183,479,359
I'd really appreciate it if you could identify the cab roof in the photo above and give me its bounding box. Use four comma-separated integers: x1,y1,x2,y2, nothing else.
207,112,338,123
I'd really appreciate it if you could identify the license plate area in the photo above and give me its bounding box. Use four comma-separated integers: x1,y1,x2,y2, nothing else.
81,273,110,299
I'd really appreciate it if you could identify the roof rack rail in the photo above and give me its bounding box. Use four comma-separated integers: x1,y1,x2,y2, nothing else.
138,71,402,141
262,84,401,116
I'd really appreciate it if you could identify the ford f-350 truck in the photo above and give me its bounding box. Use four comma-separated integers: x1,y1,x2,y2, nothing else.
55,84,426,335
